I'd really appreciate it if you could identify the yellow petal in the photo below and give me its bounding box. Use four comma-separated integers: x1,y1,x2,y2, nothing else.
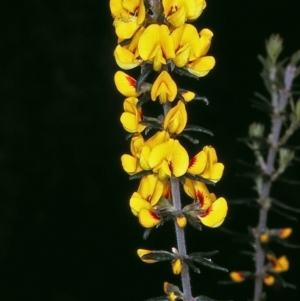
187,56,216,77
176,215,187,228
200,197,227,227
137,249,157,263
151,71,177,103
114,71,140,97
230,271,245,283
279,228,292,239
139,208,161,228
163,101,187,134
188,151,207,174
121,154,142,174
172,258,183,274
264,275,275,286
129,192,151,213
114,45,141,69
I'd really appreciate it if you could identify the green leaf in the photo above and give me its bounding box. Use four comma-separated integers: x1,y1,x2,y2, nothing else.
183,125,213,136
137,93,150,108
186,214,202,231
139,120,163,130
143,228,152,240
195,296,233,301
270,207,298,221
184,172,216,185
144,296,169,301
189,251,219,258
179,133,199,144
129,170,153,180
173,66,199,80
190,255,228,272
184,258,201,274
141,250,174,262
272,198,300,213
136,64,152,92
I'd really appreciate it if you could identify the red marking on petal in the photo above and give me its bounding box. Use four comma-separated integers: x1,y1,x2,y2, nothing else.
126,75,136,88
196,191,204,207
188,156,197,169
163,187,171,199
150,210,161,221
201,205,212,217
169,161,173,173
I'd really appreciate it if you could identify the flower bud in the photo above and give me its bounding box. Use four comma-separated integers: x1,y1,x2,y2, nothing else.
248,122,265,138
265,34,283,65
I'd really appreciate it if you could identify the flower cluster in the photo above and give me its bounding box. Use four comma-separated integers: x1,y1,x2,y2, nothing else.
110,1,228,300
111,0,226,231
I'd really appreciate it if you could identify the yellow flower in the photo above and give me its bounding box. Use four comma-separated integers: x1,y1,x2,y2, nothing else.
120,97,146,133
110,0,146,39
162,0,206,27
267,254,289,273
148,139,189,181
138,24,175,71
183,179,212,209
171,24,203,67
114,26,145,70
185,29,215,77
129,175,165,228
151,71,178,103
264,275,275,286
188,146,224,183
230,271,245,283
163,101,187,134
186,56,215,77
200,196,227,228
172,258,183,274
114,71,141,97
137,249,157,263
183,179,227,227
278,228,292,239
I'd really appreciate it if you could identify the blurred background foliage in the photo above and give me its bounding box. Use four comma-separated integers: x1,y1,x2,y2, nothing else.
1,0,299,300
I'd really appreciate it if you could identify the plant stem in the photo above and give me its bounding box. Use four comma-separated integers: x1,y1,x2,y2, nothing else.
164,100,192,301
171,177,193,301
253,74,290,300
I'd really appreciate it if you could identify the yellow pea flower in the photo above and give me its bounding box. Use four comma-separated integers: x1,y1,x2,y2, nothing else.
188,146,224,183
266,254,289,273
163,101,187,134
148,139,189,181
120,97,146,133
114,71,141,97
230,271,245,283
183,179,212,209
110,0,146,39
137,249,157,263
114,26,145,70
138,24,175,71
172,258,183,274
171,24,203,67
162,0,205,27
151,71,177,103
199,197,227,228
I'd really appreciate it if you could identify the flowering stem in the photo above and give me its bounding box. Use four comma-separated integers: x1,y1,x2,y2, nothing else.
253,70,291,301
171,177,193,301
164,100,192,301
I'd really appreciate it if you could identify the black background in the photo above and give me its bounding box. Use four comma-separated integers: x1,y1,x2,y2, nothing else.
1,1,300,300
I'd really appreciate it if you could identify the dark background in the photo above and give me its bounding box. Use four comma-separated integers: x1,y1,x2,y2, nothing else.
1,0,300,300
